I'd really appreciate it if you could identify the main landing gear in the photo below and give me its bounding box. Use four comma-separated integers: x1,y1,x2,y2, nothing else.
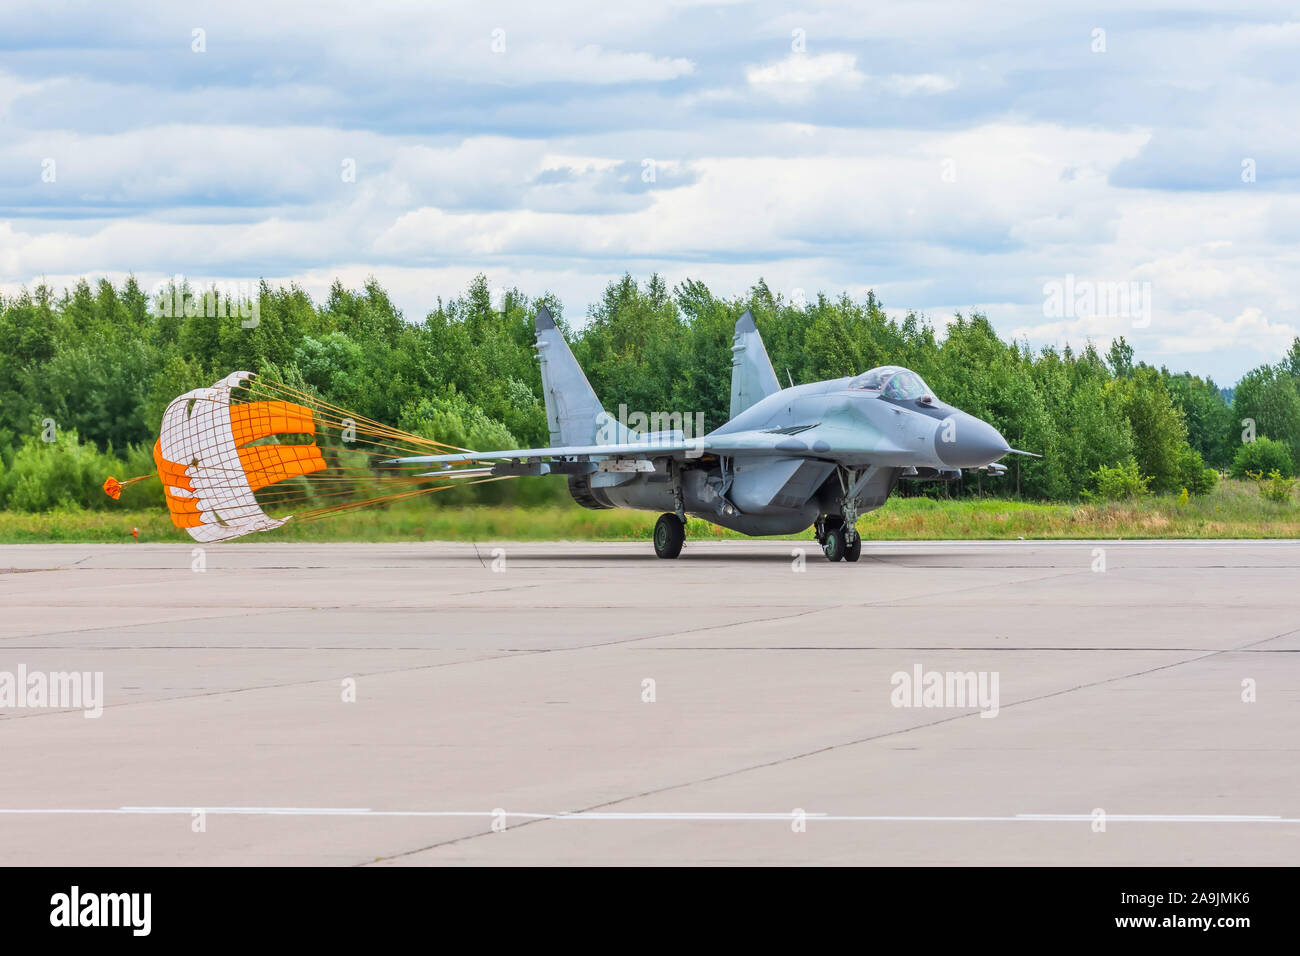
654,512,685,559
816,516,862,563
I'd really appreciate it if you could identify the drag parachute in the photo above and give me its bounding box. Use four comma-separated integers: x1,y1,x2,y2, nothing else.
105,371,504,542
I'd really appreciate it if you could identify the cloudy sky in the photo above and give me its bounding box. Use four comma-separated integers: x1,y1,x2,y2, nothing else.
3,1,1298,384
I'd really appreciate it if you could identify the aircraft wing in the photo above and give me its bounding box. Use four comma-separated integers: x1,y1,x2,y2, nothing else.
389,423,910,467
388,440,698,465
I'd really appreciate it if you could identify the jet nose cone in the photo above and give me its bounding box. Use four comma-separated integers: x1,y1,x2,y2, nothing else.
934,413,1011,468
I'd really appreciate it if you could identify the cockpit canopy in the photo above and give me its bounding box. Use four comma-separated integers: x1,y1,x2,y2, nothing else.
848,366,935,401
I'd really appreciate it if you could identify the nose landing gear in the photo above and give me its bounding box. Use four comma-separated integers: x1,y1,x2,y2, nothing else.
815,465,869,562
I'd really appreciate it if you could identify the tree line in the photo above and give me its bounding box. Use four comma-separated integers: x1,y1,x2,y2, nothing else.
1,272,1297,512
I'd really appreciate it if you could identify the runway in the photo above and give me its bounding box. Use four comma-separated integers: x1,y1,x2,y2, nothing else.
2,538,1298,866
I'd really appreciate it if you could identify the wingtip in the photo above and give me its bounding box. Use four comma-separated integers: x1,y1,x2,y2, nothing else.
735,309,756,333
535,305,556,331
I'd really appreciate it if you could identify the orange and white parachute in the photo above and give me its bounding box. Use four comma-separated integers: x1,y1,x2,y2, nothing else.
105,371,503,542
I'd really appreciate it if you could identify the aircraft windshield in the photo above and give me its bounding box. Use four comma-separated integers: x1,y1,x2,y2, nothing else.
882,370,930,401
848,366,904,390
849,366,934,401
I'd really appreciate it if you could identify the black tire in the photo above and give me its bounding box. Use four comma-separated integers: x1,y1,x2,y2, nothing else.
844,531,862,562
654,513,685,559
822,526,846,562
817,515,841,546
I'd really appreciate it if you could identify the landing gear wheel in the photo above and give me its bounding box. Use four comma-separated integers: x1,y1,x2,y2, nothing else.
822,526,846,562
844,532,862,562
654,513,685,559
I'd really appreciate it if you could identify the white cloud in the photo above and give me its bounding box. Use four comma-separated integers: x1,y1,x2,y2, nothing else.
746,53,866,100
0,73,47,117
744,56,958,102
884,73,958,96
544,44,695,84
1155,307,1299,355
2,1,1299,383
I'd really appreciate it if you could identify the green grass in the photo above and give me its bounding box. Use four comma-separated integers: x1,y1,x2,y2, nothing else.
864,482,1300,539
1,479,1297,544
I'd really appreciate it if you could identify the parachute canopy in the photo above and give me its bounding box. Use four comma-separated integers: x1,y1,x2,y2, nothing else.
153,372,326,541
110,371,503,542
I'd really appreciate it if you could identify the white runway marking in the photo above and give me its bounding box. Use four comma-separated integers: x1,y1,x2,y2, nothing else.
0,807,1293,823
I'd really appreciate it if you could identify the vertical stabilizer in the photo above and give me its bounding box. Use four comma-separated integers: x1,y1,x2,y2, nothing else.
729,309,782,418
535,306,611,446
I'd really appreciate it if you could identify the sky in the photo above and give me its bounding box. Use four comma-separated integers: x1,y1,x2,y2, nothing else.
2,0,1298,386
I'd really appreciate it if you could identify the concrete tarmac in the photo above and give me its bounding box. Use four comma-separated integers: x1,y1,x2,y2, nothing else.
1,539,1298,865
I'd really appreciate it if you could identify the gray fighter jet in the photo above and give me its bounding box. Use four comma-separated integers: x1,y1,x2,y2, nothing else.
392,307,1036,561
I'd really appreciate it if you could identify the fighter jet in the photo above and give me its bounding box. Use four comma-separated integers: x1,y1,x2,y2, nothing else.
391,307,1036,561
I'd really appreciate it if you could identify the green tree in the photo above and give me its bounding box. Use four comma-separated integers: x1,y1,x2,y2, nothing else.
1232,365,1300,465
1163,370,1234,467
1230,437,1294,479
1114,367,1188,494
1088,457,1150,500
